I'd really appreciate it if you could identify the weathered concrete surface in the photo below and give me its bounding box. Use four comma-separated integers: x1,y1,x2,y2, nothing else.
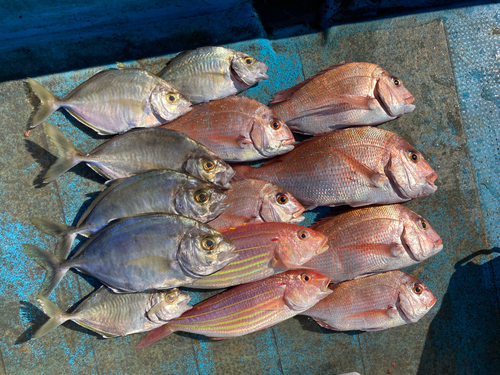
1,1,499,374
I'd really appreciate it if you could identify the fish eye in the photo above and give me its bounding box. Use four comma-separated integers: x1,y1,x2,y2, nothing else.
203,160,216,171
276,193,289,205
245,57,254,65
391,76,401,87
408,150,420,163
166,293,176,303
301,273,312,282
413,283,424,295
195,190,209,203
270,119,281,130
166,93,178,103
202,236,216,251
298,230,309,240
419,219,428,231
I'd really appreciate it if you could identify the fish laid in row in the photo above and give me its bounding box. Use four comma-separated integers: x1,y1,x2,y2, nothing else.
42,123,234,189
233,126,437,210
158,46,268,104
29,68,191,135
208,179,304,230
136,269,331,348
303,204,443,282
30,169,228,258
190,222,329,289
160,96,294,162
33,288,192,339
301,270,436,331
271,62,415,135
24,214,236,296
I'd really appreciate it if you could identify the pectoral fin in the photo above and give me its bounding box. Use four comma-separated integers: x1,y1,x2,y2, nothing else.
261,298,285,311
66,109,115,135
332,148,387,188
123,256,173,273
313,318,337,330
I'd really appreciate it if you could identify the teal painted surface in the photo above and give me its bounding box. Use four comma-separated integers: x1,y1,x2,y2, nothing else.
1,1,499,374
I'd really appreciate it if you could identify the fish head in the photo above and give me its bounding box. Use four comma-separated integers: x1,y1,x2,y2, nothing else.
150,84,192,122
386,137,438,199
175,179,229,222
147,288,192,324
400,208,444,262
260,184,305,223
231,52,269,86
250,107,295,157
178,226,237,277
273,226,329,268
397,274,436,323
184,157,235,189
282,270,332,311
375,68,415,117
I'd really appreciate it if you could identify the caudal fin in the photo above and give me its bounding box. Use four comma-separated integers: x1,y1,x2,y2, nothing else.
29,218,78,259
23,244,69,297
135,325,174,348
43,122,86,183
32,295,71,339
27,78,61,127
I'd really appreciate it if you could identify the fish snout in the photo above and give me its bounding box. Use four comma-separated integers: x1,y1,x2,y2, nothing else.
434,238,443,251
427,172,438,184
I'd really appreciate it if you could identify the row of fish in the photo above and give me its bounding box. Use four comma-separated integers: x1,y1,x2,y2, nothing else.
24,45,440,348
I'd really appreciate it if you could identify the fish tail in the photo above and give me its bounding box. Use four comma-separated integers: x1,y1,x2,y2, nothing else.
27,78,61,127
23,244,69,297
32,294,71,339
43,122,86,183
29,218,78,259
135,324,174,348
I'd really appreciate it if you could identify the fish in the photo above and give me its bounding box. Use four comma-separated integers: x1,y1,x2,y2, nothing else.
302,205,443,282
270,62,415,135
208,179,305,230
30,169,229,258
41,123,234,189
135,269,332,347
189,222,329,289
158,46,268,103
24,214,237,296
232,127,438,209
32,288,192,339
301,270,436,331
160,96,295,162
28,68,192,135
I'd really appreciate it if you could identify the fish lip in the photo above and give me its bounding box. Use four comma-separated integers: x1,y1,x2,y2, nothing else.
320,278,332,292
427,172,438,184
405,95,415,105
292,207,305,218
317,243,329,255
282,137,296,146
429,295,437,307
290,215,305,224
434,238,443,251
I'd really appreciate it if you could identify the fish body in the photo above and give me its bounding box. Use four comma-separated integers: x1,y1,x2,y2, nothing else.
208,179,305,230
301,270,436,331
24,214,237,296
42,123,234,189
158,46,268,103
28,69,192,134
136,269,331,347
160,96,294,162
33,288,192,339
271,62,415,134
189,222,329,289
303,205,443,282
30,169,229,258
233,127,437,209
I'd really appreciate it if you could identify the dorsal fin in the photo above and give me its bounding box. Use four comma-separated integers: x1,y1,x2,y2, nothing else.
270,62,352,104
309,209,353,229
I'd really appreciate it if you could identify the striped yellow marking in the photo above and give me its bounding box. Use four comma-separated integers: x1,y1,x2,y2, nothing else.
177,288,280,321
232,243,272,253
226,230,278,241
194,259,270,284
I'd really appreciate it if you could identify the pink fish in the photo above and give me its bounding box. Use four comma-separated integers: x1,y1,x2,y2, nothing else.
160,96,294,162
232,127,437,209
135,269,331,347
271,62,415,135
303,205,443,282
301,270,436,331
189,222,329,289
208,179,305,230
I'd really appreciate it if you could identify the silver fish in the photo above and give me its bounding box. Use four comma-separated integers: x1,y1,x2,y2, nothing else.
42,123,234,189
24,214,237,296
28,68,192,135
158,46,268,103
32,288,192,339
30,169,229,258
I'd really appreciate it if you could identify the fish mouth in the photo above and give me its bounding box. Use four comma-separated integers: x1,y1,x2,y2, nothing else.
405,95,415,105
317,243,329,255
429,295,437,307
434,238,443,251
427,172,438,184
290,215,305,224
319,278,332,293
